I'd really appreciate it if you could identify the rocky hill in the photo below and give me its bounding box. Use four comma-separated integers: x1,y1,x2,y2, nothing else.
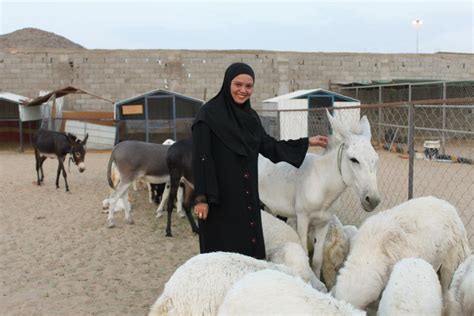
0,28,84,50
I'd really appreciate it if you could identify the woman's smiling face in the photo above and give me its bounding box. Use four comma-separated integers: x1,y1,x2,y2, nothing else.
230,74,254,105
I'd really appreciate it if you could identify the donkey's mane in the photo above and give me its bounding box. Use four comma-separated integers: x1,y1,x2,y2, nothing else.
67,133,80,143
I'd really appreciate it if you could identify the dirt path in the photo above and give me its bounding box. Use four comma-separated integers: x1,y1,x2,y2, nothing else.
0,151,199,315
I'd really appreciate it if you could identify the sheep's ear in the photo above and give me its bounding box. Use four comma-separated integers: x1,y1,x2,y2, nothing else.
359,116,371,140
326,109,350,140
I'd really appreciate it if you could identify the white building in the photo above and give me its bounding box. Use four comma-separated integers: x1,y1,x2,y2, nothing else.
262,89,360,140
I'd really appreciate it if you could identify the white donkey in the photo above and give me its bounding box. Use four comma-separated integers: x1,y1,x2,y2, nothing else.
258,110,380,277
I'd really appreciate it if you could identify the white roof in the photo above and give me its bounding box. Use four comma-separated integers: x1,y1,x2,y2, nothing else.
263,88,358,103
0,92,30,104
115,89,203,106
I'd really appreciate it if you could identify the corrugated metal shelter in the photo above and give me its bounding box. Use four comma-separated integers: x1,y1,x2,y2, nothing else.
262,89,360,140
21,86,115,150
0,92,35,147
114,89,203,144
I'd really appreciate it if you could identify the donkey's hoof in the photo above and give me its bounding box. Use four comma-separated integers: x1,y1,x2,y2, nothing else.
102,199,109,210
177,211,186,219
107,221,115,228
156,211,163,218
165,232,173,237
126,218,134,225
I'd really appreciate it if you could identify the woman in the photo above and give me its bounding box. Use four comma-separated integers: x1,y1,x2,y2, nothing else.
192,62,328,259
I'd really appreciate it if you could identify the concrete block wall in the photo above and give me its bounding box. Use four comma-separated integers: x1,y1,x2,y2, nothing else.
0,49,472,111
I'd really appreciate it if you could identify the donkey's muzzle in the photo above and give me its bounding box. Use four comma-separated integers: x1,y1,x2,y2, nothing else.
78,162,86,173
361,193,381,212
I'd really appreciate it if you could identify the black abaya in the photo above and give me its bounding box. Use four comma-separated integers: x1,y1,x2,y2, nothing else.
192,62,309,259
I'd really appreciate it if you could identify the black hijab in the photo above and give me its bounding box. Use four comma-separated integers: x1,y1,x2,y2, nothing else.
193,62,261,157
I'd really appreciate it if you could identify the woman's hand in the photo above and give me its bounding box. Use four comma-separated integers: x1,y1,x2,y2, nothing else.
194,202,209,220
309,135,329,148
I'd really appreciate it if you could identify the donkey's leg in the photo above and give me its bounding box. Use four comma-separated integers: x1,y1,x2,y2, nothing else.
107,182,130,228
121,189,134,225
176,184,185,218
296,214,310,254
156,182,170,218
181,180,199,234
165,172,181,237
39,156,47,182
310,222,330,279
147,182,154,203
34,149,41,185
55,158,62,189
58,156,69,192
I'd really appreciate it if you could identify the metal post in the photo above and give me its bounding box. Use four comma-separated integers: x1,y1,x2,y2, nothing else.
407,103,415,200
441,82,447,155
407,84,414,199
145,97,149,143
172,95,177,141
19,119,23,152
277,110,281,140
416,29,419,53
51,94,56,131
28,121,32,145
378,86,382,145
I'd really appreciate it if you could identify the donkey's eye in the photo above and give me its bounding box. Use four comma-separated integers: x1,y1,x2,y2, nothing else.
75,152,80,157
350,158,359,164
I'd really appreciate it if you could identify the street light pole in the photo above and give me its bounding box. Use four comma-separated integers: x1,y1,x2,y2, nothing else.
412,19,423,53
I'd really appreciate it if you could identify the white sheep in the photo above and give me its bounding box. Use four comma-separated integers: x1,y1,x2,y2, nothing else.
218,269,366,316
444,254,474,316
261,210,326,292
332,196,470,310
378,258,442,316
149,252,306,316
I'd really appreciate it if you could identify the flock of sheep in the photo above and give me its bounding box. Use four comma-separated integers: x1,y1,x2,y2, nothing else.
150,196,473,316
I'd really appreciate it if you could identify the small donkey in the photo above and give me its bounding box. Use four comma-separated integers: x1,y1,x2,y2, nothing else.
32,129,88,192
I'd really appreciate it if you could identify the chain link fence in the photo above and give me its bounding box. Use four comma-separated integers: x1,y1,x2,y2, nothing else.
258,98,474,247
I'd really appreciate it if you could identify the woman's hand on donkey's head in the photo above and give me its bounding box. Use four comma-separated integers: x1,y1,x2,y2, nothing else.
309,135,329,148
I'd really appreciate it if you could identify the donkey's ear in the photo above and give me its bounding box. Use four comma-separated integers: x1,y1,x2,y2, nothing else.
67,134,77,146
81,133,89,146
359,116,371,140
326,109,350,139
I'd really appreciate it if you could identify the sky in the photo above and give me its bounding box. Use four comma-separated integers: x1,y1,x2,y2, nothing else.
0,0,472,54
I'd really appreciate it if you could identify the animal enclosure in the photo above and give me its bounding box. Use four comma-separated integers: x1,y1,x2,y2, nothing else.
259,101,474,247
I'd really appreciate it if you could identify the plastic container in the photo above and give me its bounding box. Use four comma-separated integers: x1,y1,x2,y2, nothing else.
423,140,440,160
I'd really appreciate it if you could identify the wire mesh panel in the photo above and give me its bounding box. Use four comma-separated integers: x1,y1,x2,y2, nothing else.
258,99,474,247
412,104,473,245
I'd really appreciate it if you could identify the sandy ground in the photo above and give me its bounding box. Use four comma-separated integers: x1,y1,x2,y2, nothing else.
0,151,199,315
0,148,472,315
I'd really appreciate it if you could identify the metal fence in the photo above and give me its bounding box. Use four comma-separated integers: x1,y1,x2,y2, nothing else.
336,80,474,104
258,98,474,247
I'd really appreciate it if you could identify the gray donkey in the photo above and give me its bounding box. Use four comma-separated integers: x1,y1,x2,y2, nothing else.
106,140,170,228
105,140,198,235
